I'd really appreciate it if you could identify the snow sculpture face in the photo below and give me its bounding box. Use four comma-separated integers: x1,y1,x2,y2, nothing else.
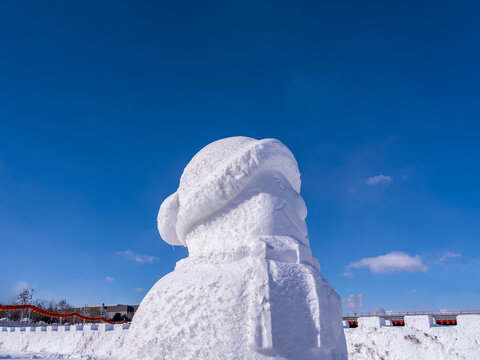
157,137,311,258
229,170,308,240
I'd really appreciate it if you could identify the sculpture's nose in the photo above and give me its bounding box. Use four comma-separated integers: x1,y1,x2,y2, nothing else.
294,193,307,220
273,195,308,239
272,173,307,220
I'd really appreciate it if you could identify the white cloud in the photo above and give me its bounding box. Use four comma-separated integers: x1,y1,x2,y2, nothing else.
406,289,417,295
437,252,462,264
342,294,364,312
365,174,392,185
135,288,145,293
343,295,356,312
342,271,354,277
16,281,30,291
349,251,428,273
106,276,114,282
116,250,157,264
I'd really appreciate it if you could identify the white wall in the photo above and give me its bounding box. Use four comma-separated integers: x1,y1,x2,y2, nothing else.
1,315,479,359
0,324,128,358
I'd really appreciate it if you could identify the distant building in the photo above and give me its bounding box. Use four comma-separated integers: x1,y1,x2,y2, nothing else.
67,304,139,321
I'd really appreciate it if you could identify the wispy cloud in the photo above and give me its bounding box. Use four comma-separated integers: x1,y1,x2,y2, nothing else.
116,250,157,264
342,271,354,278
16,281,30,291
106,276,115,282
365,174,392,185
342,294,364,312
437,252,462,264
406,289,417,295
135,288,145,293
349,251,428,273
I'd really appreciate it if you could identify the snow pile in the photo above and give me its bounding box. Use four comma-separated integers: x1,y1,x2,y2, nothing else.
0,348,99,359
121,137,347,360
0,324,126,358
2,315,480,359
345,315,480,359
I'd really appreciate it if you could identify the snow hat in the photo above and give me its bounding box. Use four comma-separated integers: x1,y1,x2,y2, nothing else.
157,136,301,246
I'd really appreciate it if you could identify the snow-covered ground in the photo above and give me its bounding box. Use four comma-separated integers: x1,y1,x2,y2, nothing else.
2,315,479,359
345,315,480,360
0,349,98,359
0,324,123,359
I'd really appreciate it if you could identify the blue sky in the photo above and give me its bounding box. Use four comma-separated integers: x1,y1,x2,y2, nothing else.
1,1,479,312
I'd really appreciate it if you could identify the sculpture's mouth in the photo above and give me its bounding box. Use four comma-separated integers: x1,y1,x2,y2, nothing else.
274,199,308,238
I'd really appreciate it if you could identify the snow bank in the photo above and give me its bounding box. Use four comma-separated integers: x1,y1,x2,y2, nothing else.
2,315,480,359
0,324,127,358
345,315,480,359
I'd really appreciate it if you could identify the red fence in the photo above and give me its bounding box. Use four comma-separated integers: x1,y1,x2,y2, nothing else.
436,319,456,326
0,305,129,325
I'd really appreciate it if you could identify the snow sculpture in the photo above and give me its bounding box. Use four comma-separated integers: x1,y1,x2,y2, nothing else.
122,137,347,360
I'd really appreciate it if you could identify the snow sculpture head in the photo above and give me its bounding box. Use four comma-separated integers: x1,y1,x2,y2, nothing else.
158,136,311,259
124,137,347,360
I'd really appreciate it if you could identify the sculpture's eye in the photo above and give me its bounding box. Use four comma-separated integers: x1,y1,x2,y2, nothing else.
274,176,286,191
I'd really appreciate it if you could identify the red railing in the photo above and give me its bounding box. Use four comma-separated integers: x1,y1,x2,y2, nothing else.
0,305,130,325
436,319,457,326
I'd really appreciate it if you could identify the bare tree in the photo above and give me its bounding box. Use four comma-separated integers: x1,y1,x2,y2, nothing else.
31,299,47,323
16,288,34,321
57,299,71,324
81,305,89,325
16,288,34,305
57,299,71,313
